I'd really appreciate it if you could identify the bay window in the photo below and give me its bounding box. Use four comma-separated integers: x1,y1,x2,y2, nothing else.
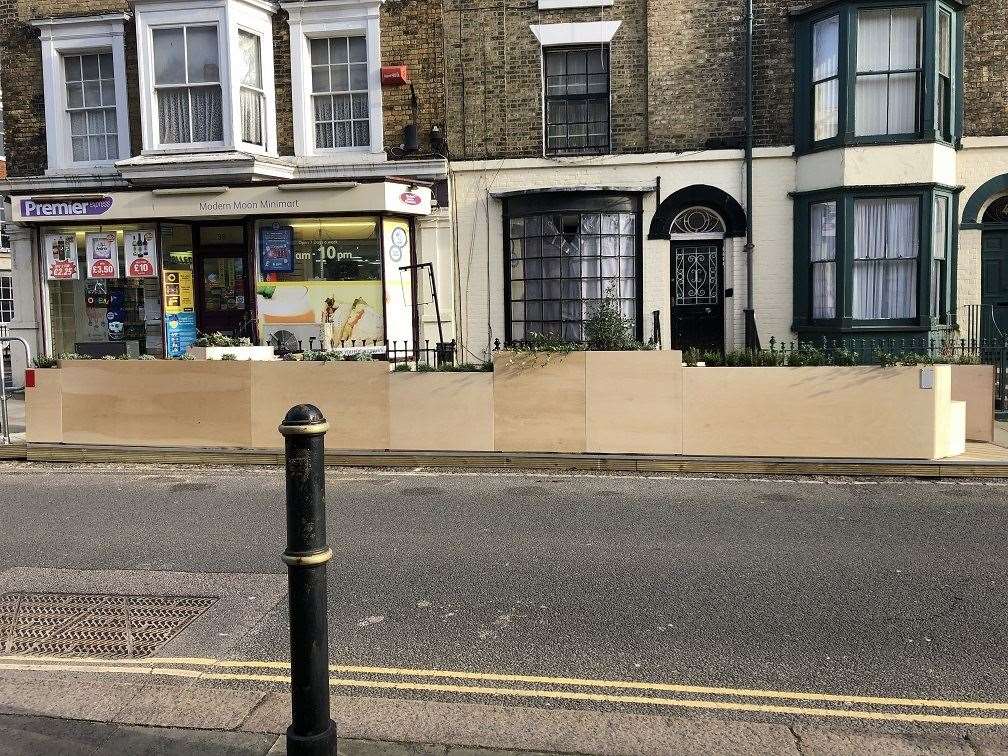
794,186,958,334
795,0,963,152
238,31,265,146
134,0,277,154
153,25,224,145
810,201,837,319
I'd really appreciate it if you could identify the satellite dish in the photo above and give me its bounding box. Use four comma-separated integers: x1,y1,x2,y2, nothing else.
272,330,300,353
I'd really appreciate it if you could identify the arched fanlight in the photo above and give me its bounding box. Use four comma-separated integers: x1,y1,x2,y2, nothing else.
983,195,1008,224
669,206,727,235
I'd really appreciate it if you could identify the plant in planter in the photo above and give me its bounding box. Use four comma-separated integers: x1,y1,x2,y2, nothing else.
32,355,59,369
191,332,252,348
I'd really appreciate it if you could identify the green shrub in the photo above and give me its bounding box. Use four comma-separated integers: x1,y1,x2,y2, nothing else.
32,356,59,369
220,354,238,361
393,363,413,372
191,332,252,348
416,363,436,373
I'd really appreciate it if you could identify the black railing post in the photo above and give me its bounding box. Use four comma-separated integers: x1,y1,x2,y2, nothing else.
279,404,336,756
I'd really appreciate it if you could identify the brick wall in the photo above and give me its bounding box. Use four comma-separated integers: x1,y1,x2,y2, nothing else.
381,0,446,156
3,0,1008,177
963,0,1008,137
442,0,648,161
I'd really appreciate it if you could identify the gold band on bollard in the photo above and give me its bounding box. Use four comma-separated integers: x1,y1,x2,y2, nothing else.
278,421,330,437
282,548,333,567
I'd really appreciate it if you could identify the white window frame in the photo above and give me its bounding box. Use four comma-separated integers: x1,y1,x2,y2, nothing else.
531,21,620,159
32,14,132,174
134,0,277,155
0,274,13,325
282,0,385,158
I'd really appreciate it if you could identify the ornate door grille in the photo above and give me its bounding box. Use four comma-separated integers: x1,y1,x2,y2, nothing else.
675,245,720,306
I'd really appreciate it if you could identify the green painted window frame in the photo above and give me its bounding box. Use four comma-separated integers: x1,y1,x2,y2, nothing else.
792,184,960,333
794,0,964,154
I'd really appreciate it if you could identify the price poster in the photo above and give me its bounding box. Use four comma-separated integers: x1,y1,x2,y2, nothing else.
86,232,120,279
162,270,195,313
125,230,158,278
44,233,79,280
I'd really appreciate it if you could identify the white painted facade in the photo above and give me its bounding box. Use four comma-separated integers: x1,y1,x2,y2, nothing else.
447,138,1008,362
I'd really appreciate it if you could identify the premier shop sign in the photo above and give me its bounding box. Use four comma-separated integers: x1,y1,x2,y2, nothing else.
20,196,113,218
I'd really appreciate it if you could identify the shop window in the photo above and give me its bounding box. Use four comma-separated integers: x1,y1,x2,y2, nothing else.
43,225,163,357
255,217,385,348
544,46,610,156
505,194,641,343
794,186,956,333
135,0,277,154
283,0,383,157
795,1,962,152
32,14,131,171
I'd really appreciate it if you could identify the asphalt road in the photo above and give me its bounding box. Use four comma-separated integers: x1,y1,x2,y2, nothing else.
1,463,1007,727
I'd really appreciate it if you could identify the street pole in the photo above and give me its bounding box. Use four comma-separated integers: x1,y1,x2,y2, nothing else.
279,404,336,756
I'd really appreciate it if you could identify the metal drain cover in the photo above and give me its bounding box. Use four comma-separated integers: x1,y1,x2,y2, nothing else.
0,592,217,659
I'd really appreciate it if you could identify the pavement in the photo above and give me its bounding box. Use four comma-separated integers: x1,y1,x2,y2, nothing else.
2,463,1008,753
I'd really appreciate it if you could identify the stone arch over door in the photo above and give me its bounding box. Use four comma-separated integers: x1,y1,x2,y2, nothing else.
648,185,747,240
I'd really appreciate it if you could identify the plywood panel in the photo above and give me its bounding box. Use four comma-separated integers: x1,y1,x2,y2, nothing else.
60,361,253,448
250,361,389,450
26,369,62,444
586,351,684,455
493,352,586,453
684,366,947,460
951,364,995,442
389,373,493,451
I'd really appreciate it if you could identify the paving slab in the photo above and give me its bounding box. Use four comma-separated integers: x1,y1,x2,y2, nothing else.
245,692,798,755
0,713,112,756
965,733,1008,755
97,725,277,756
119,683,268,730
0,676,144,722
794,727,974,755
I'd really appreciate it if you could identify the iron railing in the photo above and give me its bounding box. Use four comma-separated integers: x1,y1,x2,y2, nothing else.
264,335,457,369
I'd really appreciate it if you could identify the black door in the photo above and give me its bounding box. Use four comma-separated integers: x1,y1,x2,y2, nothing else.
670,241,725,352
195,250,251,337
981,230,1008,340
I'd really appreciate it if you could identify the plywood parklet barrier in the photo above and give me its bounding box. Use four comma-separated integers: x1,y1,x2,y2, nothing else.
26,353,970,460
950,364,995,443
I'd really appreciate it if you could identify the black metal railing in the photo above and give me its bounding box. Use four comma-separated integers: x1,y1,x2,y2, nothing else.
264,335,457,369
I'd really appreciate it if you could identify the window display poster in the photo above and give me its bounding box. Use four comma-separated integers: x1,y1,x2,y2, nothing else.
165,312,197,358
45,233,79,280
162,270,194,314
86,232,120,279
125,230,158,278
259,225,294,272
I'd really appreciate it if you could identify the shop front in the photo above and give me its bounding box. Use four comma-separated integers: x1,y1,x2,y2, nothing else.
11,181,432,360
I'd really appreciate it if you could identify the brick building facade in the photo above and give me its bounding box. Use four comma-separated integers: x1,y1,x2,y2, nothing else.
2,0,1008,375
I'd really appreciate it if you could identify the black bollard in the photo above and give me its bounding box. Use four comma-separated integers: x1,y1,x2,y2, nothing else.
279,404,336,756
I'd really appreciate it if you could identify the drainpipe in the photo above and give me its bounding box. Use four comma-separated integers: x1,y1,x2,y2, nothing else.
743,0,760,350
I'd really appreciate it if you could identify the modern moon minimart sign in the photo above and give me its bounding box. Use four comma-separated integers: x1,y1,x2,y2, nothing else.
11,183,433,223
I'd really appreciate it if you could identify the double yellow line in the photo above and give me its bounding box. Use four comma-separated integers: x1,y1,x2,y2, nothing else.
1,655,1006,726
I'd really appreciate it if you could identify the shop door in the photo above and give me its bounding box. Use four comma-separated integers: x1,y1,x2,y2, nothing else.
982,230,1008,340
196,252,251,337
670,241,725,353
